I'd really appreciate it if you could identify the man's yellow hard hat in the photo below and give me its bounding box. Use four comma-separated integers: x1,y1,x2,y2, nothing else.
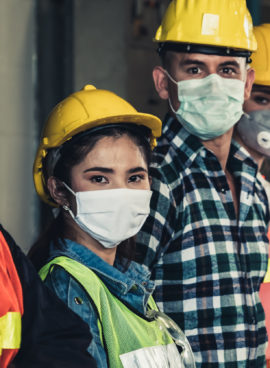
155,0,257,56
33,85,162,206
251,24,270,86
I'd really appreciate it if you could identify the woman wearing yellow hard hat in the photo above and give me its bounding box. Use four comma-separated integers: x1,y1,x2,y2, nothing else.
28,85,195,368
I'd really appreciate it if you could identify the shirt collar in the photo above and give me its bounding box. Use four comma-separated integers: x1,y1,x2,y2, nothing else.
161,115,258,176
161,115,210,169
49,238,154,296
229,138,258,177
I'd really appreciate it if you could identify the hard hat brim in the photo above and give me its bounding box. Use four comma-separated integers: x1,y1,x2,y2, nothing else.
43,113,162,149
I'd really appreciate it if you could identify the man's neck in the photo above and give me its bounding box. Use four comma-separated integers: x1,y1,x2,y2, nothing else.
201,127,234,171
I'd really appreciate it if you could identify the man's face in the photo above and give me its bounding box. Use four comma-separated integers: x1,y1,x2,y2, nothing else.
153,51,255,111
244,84,270,112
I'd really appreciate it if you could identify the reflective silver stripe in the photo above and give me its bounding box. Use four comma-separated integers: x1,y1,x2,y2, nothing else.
120,343,183,368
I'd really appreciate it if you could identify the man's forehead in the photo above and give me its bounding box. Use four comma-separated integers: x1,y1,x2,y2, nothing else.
171,51,244,65
252,85,270,95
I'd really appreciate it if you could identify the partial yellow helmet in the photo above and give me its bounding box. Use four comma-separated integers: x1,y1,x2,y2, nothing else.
251,24,270,86
155,0,257,56
33,85,162,206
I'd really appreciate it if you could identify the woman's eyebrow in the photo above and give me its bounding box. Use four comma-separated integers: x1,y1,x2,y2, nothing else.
83,166,148,174
128,167,148,174
83,167,114,173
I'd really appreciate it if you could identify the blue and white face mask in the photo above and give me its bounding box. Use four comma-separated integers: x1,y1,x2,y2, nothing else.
166,72,245,140
236,109,270,157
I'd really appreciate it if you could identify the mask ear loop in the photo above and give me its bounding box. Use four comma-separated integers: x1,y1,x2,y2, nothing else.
62,182,76,196
163,69,179,115
168,98,178,115
61,182,76,220
163,69,178,85
62,204,76,221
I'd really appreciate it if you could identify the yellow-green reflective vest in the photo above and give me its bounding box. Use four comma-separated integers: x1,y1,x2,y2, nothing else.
0,312,21,355
39,256,182,368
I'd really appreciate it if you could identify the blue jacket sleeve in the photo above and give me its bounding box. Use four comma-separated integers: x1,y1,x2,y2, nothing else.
44,266,108,368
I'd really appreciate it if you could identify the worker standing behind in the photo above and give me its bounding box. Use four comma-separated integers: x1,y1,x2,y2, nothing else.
136,0,270,366
236,24,270,175
234,23,270,368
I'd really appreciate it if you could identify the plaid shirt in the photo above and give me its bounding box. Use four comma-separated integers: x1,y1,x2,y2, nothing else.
136,115,269,367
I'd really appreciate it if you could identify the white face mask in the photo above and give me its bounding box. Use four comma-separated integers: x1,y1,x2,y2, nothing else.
236,110,270,157
62,184,152,249
166,72,245,140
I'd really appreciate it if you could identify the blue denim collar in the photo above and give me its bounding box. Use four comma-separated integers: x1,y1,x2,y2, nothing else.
49,238,155,308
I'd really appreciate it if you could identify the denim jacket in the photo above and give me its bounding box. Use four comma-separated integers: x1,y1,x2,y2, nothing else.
43,239,155,368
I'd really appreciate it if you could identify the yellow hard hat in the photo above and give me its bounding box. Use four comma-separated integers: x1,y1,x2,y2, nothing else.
33,85,162,206
155,0,257,56
251,24,270,86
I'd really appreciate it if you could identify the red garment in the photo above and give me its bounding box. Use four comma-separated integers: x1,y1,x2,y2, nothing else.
0,231,23,367
260,228,270,362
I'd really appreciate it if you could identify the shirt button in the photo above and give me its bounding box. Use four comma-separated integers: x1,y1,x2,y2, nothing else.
74,297,83,305
221,188,226,194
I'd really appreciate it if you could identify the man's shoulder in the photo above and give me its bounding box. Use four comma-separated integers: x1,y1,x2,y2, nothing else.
256,173,270,213
150,149,185,193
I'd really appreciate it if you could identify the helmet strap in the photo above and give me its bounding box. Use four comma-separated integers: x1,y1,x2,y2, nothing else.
158,42,252,63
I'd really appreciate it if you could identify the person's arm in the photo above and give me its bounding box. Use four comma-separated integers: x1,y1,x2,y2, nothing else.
45,266,108,368
0,225,97,368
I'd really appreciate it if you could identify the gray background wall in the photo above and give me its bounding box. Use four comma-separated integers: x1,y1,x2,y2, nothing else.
0,0,38,251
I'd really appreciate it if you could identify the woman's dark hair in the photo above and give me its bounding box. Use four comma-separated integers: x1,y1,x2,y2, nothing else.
28,125,152,270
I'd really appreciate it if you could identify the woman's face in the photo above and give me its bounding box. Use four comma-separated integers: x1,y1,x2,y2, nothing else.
70,135,151,193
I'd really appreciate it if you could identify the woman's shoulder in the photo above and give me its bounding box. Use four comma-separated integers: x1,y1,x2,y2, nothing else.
43,256,108,368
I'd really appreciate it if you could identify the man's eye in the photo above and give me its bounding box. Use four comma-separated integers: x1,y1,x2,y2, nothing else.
187,67,200,74
222,67,234,75
128,175,144,183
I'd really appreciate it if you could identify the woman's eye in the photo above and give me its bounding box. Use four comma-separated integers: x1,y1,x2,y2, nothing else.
128,175,144,183
90,176,108,183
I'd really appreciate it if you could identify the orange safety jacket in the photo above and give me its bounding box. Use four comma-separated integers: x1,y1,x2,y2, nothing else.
0,230,23,367
260,227,270,363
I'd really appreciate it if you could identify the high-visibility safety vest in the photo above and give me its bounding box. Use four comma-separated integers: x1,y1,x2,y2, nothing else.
39,256,182,368
0,231,23,368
